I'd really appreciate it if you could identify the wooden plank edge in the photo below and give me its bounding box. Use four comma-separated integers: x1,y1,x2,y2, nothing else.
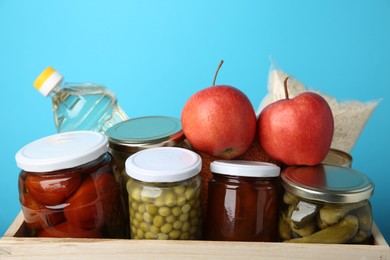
372,222,389,247
1,211,389,259
0,237,389,260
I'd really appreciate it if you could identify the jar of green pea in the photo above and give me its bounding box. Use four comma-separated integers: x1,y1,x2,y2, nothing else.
125,147,202,240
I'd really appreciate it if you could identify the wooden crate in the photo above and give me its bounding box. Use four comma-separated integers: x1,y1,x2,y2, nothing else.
1,211,389,260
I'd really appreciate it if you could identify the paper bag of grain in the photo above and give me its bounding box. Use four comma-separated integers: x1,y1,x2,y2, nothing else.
257,64,380,153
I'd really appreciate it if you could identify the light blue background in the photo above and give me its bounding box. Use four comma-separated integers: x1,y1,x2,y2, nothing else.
1,0,389,242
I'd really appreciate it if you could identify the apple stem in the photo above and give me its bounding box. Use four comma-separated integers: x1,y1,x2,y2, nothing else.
212,60,224,86
284,76,290,100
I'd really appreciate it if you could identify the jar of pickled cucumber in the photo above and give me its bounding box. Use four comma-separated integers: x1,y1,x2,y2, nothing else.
125,147,202,240
280,164,374,244
205,160,281,242
106,116,189,238
15,131,125,238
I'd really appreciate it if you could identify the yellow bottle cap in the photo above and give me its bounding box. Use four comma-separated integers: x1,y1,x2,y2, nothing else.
33,66,63,96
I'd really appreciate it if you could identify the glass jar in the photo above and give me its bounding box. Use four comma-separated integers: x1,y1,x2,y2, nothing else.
280,164,374,244
322,148,353,168
106,116,189,238
15,131,125,238
205,160,281,242
125,147,202,240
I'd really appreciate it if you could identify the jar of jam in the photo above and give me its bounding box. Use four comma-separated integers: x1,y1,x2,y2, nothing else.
125,147,202,240
205,160,281,242
106,116,189,238
15,131,125,238
280,164,374,244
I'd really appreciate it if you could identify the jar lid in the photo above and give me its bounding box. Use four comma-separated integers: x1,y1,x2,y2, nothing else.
107,116,185,153
125,147,201,183
210,160,280,178
33,66,63,97
15,131,108,172
281,164,374,203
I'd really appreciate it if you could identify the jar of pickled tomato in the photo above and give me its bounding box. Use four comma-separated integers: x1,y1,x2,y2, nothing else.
205,160,281,242
15,131,125,238
125,147,202,240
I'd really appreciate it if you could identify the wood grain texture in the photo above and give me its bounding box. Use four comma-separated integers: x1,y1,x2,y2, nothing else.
1,211,389,260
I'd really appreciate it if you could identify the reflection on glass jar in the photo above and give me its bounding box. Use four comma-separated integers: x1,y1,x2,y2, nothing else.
15,131,125,238
280,164,374,244
205,160,281,242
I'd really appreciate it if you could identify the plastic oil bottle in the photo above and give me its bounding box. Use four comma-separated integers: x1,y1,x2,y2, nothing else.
33,67,129,133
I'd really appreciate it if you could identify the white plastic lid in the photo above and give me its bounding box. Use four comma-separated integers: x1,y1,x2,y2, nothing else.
210,160,280,178
125,147,202,183
33,67,63,96
15,131,108,172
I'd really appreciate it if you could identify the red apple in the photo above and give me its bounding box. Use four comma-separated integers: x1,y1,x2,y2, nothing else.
258,77,334,166
181,60,257,159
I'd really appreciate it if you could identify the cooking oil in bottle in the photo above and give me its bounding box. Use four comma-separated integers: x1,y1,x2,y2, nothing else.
34,67,128,133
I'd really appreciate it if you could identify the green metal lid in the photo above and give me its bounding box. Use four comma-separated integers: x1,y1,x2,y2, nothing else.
106,116,185,153
281,164,374,204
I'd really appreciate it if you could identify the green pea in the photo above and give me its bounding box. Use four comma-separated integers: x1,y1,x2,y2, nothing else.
164,192,177,207
173,220,182,230
172,206,181,217
150,225,160,234
146,204,158,215
189,199,196,207
177,196,186,206
157,233,169,240
131,201,138,210
155,196,166,207
181,204,191,214
143,212,153,223
158,206,171,217
129,208,136,218
138,204,145,213
140,222,149,232
161,223,173,234
179,213,189,222
153,215,165,227
182,222,190,232
131,188,141,201
169,230,181,239
131,226,136,235
145,231,156,239
165,215,176,224
184,188,195,201
135,212,143,222
132,218,140,228
137,229,144,239
174,186,186,195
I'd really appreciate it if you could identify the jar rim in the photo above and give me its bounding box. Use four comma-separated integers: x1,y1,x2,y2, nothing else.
210,160,280,178
107,116,185,153
281,164,374,203
15,131,108,172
